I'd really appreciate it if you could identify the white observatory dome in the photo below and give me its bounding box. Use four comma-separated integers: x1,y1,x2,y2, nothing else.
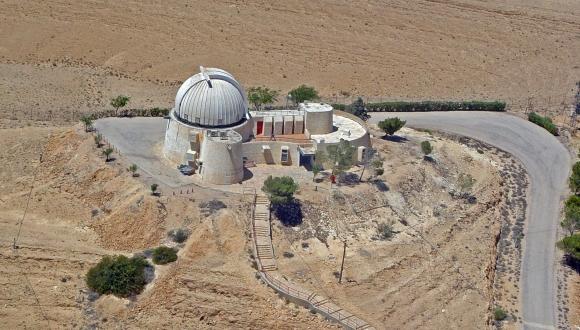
174,67,248,127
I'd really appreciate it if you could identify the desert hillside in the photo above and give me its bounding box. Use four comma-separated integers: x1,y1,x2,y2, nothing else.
1,0,579,124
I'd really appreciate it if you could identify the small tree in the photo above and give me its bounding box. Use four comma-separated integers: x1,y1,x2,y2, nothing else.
570,162,580,195
378,117,406,136
94,133,103,148
562,195,580,235
247,86,279,110
86,255,149,297
102,147,113,162
168,228,190,243
128,164,138,177
312,163,323,182
262,176,298,204
556,234,580,262
325,139,355,177
80,115,93,132
150,183,158,196
111,95,130,116
421,141,433,159
359,148,377,182
457,173,476,196
289,85,318,104
152,246,178,265
347,97,370,121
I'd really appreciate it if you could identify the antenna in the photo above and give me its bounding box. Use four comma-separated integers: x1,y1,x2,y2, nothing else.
199,66,212,88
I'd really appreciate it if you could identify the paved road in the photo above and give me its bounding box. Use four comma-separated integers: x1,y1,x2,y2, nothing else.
369,112,571,329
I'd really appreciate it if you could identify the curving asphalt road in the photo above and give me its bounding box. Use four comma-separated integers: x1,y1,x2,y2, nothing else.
369,112,571,330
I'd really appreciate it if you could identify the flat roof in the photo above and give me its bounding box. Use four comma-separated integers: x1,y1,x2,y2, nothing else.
310,115,367,144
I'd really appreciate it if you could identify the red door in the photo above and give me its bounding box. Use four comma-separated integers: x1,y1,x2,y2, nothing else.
257,121,264,135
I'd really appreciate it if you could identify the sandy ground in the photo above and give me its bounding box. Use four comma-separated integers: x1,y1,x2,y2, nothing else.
1,0,579,328
271,128,526,329
1,0,579,128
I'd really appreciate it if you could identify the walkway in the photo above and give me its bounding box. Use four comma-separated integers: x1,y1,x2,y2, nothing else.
250,194,373,330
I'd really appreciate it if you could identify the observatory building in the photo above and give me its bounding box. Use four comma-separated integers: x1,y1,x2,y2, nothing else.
163,67,371,185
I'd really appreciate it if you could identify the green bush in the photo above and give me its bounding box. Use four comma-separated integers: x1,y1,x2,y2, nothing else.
331,100,506,112
421,141,433,156
557,234,580,261
289,85,318,104
493,306,508,321
168,228,190,243
528,112,558,136
152,246,178,265
86,255,150,297
262,176,298,204
569,162,580,195
377,223,394,240
378,117,406,136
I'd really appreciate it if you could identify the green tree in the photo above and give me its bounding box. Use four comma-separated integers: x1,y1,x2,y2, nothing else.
347,97,370,121
378,117,406,136
128,164,138,177
111,95,130,116
94,133,103,148
80,115,93,132
421,141,433,158
493,307,508,321
562,195,580,235
86,255,149,297
102,147,113,162
247,86,279,110
152,246,178,265
557,233,580,262
312,163,323,182
325,139,355,176
262,176,298,204
289,85,318,104
569,162,580,195
150,183,159,196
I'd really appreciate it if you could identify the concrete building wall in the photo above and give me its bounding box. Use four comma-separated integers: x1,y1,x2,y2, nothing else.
273,116,284,135
163,111,252,164
313,132,371,164
242,141,300,167
303,104,333,136
199,134,244,185
294,115,304,134
283,116,294,135
263,116,273,136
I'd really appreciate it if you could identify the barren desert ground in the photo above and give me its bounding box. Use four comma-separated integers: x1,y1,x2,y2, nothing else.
0,0,579,329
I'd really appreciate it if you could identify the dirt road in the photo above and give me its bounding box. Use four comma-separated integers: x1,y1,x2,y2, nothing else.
369,111,571,329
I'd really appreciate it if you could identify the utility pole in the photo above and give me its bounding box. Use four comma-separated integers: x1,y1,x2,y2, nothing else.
338,240,347,284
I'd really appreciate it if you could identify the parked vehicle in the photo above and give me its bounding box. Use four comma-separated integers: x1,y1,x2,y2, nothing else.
177,164,194,175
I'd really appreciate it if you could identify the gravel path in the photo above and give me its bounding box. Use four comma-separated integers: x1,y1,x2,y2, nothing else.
369,111,571,330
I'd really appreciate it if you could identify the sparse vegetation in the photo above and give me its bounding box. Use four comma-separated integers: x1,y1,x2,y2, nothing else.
493,306,508,321
377,222,394,240
569,162,580,195
150,183,158,196
289,85,318,104
86,255,150,297
80,115,93,132
152,246,178,265
262,176,298,204
378,117,406,136
247,86,279,110
168,228,190,243
457,173,476,195
312,163,323,182
330,100,506,112
528,112,558,136
421,140,433,158
102,147,113,162
128,164,139,177
94,133,103,147
111,95,130,116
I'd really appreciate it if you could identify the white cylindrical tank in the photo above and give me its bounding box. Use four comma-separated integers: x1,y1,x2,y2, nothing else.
301,102,333,135
199,130,244,185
